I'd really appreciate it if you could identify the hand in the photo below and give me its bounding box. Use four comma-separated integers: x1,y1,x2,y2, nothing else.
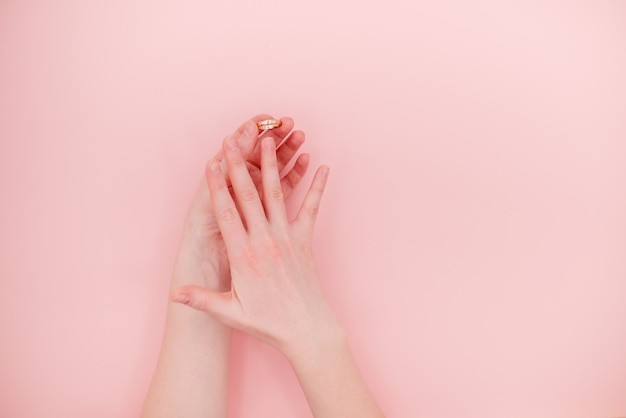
143,116,312,418
166,124,384,418
171,131,342,359
172,115,310,292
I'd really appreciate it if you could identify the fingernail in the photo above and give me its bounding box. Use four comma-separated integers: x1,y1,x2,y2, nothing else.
226,135,238,151
209,159,221,175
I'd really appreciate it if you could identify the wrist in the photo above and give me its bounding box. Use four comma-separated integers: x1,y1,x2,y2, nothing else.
280,320,385,418
282,317,348,369
170,238,228,292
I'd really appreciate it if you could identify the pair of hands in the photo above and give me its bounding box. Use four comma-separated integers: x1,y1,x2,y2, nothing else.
170,115,340,360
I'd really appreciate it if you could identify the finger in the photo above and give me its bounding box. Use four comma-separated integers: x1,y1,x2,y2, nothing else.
281,153,310,199
276,130,305,173
212,119,261,185
245,130,304,190
171,286,237,323
246,161,263,192
250,150,309,198
205,158,247,250
261,137,289,227
293,165,330,237
245,153,308,211
223,122,268,229
247,116,294,168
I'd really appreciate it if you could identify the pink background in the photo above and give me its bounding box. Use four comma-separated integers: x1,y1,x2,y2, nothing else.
1,1,625,417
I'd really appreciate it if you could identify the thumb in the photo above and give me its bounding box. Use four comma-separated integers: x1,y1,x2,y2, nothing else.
171,285,232,319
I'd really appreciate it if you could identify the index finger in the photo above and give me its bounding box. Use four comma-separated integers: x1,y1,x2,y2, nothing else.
205,158,247,253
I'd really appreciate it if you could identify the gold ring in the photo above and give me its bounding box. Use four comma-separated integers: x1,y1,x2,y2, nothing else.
257,119,282,131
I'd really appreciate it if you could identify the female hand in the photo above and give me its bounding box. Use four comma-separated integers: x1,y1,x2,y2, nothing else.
173,115,310,292
171,131,343,359
143,115,313,418
150,117,384,418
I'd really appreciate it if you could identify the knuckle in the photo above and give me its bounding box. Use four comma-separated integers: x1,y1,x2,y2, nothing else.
267,187,284,201
218,206,239,223
192,296,209,312
260,236,290,263
299,240,313,254
282,175,295,190
291,170,303,184
285,136,301,152
215,181,229,193
239,186,259,202
195,298,209,311
306,203,320,219
264,241,283,258
241,247,262,273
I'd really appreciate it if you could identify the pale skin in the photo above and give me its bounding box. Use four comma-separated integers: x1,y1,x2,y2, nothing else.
142,116,384,417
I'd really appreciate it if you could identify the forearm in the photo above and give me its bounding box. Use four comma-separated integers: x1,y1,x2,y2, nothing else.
142,237,231,418
285,325,385,418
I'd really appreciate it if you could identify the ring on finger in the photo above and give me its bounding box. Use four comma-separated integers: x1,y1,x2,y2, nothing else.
257,119,282,131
